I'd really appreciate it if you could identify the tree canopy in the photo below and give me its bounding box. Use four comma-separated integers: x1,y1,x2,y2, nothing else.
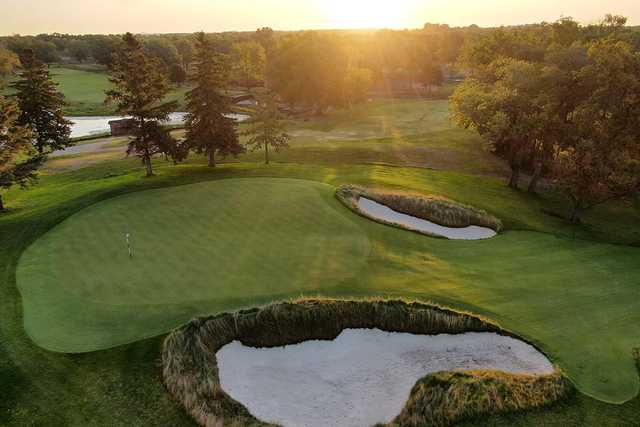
106,33,181,176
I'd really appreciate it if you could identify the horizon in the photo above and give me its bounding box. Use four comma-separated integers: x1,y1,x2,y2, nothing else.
1,0,639,36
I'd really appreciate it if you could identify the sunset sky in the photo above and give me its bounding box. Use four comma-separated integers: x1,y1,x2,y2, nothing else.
1,0,639,35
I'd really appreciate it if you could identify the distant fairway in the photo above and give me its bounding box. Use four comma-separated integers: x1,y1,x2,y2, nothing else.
47,66,190,115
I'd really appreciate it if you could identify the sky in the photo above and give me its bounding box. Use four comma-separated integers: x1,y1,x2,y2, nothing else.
1,0,639,36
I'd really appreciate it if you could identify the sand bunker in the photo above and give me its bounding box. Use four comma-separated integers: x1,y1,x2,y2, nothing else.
217,329,553,427
358,197,497,240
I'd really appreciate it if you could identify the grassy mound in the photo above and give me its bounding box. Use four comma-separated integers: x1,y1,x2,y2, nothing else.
162,299,566,427
337,185,503,235
384,371,571,427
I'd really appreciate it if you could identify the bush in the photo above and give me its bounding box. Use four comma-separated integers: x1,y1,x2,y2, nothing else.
162,298,566,427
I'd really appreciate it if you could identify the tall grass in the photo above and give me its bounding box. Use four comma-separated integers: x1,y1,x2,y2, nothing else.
336,185,503,233
383,371,572,427
162,298,565,427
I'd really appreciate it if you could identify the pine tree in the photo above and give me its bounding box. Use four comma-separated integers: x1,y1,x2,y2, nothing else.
106,33,180,177
243,91,289,164
11,49,71,154
0,95,45,211
185,32,243,167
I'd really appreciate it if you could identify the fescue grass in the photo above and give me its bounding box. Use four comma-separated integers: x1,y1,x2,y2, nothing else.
162,298,565,427
384,371,572,427
336,184,503,234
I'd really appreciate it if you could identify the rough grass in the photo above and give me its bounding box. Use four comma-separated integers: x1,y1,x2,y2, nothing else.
337,184,503,234
384,371,572,427
162,298,566,427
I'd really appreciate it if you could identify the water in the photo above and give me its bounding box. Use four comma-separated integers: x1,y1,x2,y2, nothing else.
67,112,249,139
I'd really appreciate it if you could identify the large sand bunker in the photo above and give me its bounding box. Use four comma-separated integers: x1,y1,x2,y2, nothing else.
217,329,553,427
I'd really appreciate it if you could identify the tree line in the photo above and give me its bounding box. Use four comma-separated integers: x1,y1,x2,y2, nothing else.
0,25,475,96
0,32,289,210
451,15,640,222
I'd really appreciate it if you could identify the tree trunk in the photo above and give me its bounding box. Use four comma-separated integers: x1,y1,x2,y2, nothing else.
508,166,520,190
527,166,542,193
0,194,4,212
144,155,154,177
265,142,269,165
569,203,585,224
208,148,216,167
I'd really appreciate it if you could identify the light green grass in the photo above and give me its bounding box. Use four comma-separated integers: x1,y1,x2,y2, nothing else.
47,66,190,116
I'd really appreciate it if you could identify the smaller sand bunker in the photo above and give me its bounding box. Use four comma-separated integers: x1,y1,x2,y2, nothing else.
217,329,553,427
358,197,497,240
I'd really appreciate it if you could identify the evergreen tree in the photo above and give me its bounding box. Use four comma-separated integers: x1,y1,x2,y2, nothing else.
0,95,45,211
185,32,243,167
106,33,180,177
11,49,71,154
243,92,289,164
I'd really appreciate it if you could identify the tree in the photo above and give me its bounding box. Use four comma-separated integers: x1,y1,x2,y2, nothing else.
552,40,640,222
68,39,90,62
185,32,243,167
451,62,535,189
169,63,187,85
175,38,195,72
106,33,180,177
11,49,71,154
0,47,19,78
231,41,266,89
89,36,121,67
144,38,181,69
344,67,373,106
269,33,350,114
243,92,289,164
0,95,45,211
419,60,444,94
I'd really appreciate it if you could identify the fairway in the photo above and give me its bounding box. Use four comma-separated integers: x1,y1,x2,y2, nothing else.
47,66,190,115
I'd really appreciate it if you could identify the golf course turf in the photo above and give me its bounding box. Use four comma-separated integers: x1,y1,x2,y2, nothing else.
15,174,640,404
2,98,639,425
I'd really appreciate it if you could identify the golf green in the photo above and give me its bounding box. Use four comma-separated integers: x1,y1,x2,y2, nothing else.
17,178,370,351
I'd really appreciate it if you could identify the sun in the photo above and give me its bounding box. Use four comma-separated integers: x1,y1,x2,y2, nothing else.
321,0,418,29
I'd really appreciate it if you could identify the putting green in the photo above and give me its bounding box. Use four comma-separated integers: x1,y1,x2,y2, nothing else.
17,178,370,351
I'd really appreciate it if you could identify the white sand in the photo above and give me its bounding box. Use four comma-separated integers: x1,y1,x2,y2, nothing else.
217,329,553,427
357,197,497,240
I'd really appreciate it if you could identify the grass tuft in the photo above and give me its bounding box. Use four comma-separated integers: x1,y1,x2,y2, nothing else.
383,371,572,427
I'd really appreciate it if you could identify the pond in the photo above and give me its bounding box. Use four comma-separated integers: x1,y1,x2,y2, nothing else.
217,329,553,427
67,112,249,138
